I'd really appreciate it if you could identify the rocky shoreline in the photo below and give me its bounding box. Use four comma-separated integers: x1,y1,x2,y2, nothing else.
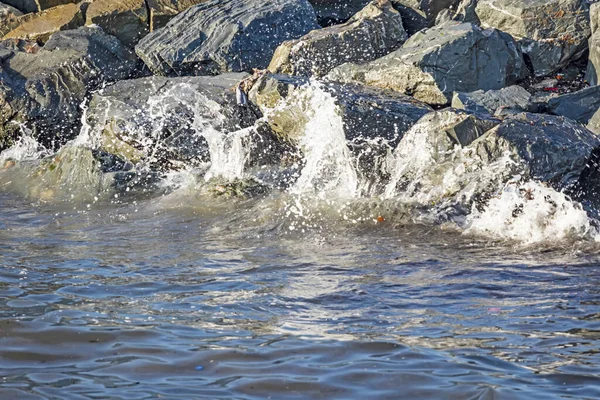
1,0,600,226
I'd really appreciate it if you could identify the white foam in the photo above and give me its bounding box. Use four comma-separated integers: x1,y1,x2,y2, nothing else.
464,180,599,244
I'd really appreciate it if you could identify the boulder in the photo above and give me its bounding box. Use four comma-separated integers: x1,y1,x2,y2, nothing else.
2,0,76,14
85,0,148,48
86,73,278,171
307,0,370,25
587,3,600,85
588,109,600,134
391,0,461,25
328,22,527,105
475,0,591,77
248,73,432,146
452,86,537,114
135,0,320,76
269,0,407,78
547,85,600,124
0,3,22,37
385,111,600,215
0,27,138,151
146,0,211,30
3,3,85,44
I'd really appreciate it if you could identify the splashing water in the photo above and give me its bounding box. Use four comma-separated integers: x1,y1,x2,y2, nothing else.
0,126,50,163
290,83,358,199
464,180,600,244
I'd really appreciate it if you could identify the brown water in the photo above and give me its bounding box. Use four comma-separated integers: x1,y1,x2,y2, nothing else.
1,191,600,399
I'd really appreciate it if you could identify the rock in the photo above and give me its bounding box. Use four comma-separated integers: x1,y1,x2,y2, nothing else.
2,0,77,14
587,3,600,85
135,0,320,76
307,0,370,25
0,27,138,151
475,0,591,77
3,3,85,44
392,0,462,25
588,108,600,134
452,86,536,114
453,0,479,24
385,111,600,215
85,0,148,48
547,85,600,124
328,22,527,105
86,73,271,171
268,0,407,78
0,3,22,37
249,73,432,145
146,0,211,30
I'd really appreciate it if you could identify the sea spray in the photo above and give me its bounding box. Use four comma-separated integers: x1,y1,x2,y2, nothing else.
464,180,600,244
289,82,358,199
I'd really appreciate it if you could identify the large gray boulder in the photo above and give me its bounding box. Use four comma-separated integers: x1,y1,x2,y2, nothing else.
135,0,320,76
452,86,537,114
269,0,407,78
547,85,600,124
328,22,527,105
385,111,600,215
249,73,432,146
307,0,370,25
86,73,260,170
0,27,138,151
475,0,591,77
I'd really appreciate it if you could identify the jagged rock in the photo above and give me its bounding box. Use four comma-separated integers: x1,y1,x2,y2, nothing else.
587,3,600,85
248,73,432,145
392,0,461,25
3,3,85,44
475,0,591,77
0,27,138,151
453,0,479,24
547,85,600,124
307,0,370,25
85,0,148,48
328,22,527,105
86,73,272,170
135,0,320,76
2,0,76,13
146,0,211,30
452,86,536,114
0,3,22,37
385,111,600,214
588,109,600,135
269,0,407,78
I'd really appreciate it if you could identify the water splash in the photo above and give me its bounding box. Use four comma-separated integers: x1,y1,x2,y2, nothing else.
290,82,358,199
0,125,50,163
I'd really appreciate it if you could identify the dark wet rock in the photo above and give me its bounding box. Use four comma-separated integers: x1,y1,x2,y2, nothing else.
475,0,591,77
0,3,22,37
452,86,537,114
391,0,461,25
85,0,149,48
307,0,370,25
0,27,138,151
3,3,86,44
475,113,599,190
547,85,600,124
86,73,258,170
386,110,600,214
135,0,320,76
389,1,427,35
248,73,432,146
328,22,527,105
453,0,479,24
268,0,407,78
2,0,76,13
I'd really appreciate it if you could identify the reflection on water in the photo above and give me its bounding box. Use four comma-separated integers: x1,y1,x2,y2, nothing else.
1,191,600,399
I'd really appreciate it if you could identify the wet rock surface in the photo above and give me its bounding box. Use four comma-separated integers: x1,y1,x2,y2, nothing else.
328,22,527,105
452,86,538,114
269,0,407,78
0,2,22,37
135,0,320,76
475,0,591,77
0,27,138,151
